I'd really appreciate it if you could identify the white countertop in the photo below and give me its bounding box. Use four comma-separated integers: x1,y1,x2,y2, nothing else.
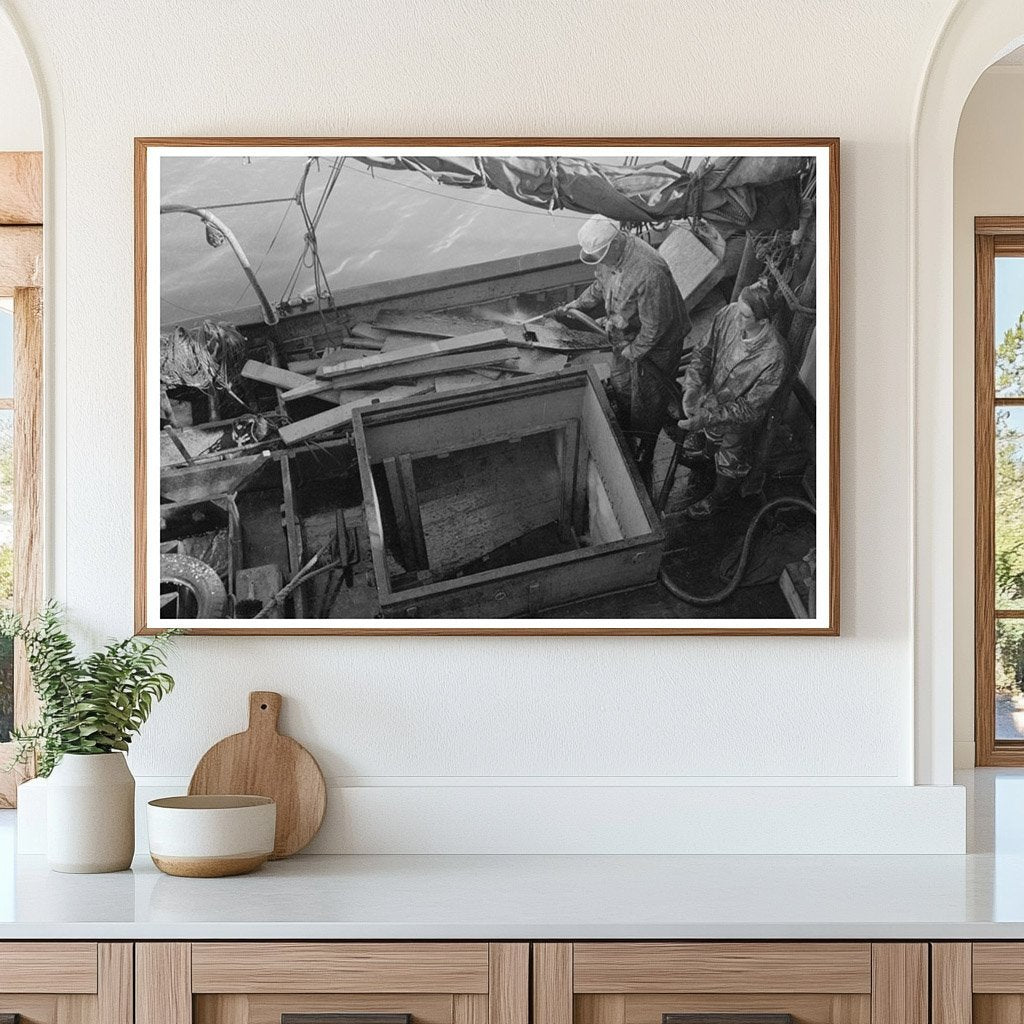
0,849,1022,940
0,769,1021,941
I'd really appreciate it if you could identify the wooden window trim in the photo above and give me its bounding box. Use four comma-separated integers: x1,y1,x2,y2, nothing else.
0,152,43,807
975,217,1024,764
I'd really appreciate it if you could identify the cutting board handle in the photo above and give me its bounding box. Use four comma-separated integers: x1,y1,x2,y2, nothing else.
248,691,282,734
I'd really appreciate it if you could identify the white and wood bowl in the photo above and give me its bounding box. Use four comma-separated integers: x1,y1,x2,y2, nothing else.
147,795,276,877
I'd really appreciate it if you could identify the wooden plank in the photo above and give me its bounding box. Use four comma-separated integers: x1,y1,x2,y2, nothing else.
581,382,658,538
575,996,624,1024
279,455,306,617
242,360,351,405
506,349,569,375
384,456,418,570
870,945,927,1024
534,944,573,1024
318,328,510,380
310,347,519,392
0,152,42,225
976,230,998,765
972,944,1024,991
57,991,95,1024
0,225,42,295
434,372,500,393
288,349,370,373
558,420,581,541
977,217,1024,236
98,944,133,1024
287,348,516,398
195,995,248,1024
136,944,191,1024
11,287,42,792
572,943,872,994
242,359,317,391
453,995,487,1024
489,944,528,1024
398,454,428,569
931,944,972,1024
973,995,1024,1024
191,942,489,993
360,389,580,462
279,385,428,445
0,943,97,993
350,322,389,344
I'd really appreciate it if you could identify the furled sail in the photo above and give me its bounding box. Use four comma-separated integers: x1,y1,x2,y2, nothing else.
353,155,805,227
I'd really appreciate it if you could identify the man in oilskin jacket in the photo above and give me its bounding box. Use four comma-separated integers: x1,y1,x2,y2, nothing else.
677,280,788,518
556,215,691,491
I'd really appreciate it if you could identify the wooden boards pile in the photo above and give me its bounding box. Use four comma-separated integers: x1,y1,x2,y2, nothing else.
243,323,571,446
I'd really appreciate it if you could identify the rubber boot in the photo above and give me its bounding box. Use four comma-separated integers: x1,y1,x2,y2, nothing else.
685,473,742,519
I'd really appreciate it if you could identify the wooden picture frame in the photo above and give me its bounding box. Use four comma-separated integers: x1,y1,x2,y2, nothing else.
136,137,839,635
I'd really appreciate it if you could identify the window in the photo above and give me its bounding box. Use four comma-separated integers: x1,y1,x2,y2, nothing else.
0,149,43,806
975,219,1024,764
0,304,13,745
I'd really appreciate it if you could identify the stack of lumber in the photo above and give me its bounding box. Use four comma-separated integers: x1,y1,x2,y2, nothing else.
242,324,572,446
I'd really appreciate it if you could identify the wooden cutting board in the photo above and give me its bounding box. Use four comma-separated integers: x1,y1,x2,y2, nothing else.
188,691,326,859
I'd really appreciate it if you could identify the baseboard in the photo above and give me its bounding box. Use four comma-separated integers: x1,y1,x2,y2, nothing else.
17,778,967,856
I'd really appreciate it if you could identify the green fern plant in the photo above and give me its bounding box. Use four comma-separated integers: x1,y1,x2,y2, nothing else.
1,603,180,777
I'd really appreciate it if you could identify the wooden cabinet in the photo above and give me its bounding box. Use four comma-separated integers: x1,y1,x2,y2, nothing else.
0,943,132,1024
532,944,928,1024
136,944,528,1024
932,943,1024,1024
0,938,953,1024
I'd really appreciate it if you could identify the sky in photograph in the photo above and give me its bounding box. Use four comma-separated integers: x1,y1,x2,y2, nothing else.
0,310,14,396
159,156,594,326
997,256,1024,341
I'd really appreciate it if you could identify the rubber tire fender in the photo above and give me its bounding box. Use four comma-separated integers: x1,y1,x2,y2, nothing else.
159,553,229,619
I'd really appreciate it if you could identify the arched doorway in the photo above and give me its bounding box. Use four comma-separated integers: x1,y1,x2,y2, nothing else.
914,1,1024,785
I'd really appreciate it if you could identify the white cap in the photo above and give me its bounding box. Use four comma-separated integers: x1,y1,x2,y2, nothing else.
578,215,620,265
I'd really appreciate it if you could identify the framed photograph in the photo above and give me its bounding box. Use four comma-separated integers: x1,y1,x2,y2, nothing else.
136,138,838,635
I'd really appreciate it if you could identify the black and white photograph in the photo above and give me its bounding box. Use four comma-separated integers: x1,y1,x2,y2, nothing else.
138,141,837,633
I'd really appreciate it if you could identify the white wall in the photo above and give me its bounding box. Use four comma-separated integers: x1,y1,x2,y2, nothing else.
952,66,1024,767
0,0,974,852
0,9,39,151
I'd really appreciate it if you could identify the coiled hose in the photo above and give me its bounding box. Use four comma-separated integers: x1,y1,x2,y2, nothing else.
658,497,817,607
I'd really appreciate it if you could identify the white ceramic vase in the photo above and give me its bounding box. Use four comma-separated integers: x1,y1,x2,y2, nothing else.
46,752,135,873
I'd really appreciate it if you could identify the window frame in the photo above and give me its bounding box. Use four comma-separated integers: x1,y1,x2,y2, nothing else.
975,217,1024,764
0,152,43,807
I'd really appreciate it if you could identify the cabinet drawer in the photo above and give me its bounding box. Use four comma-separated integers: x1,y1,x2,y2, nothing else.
533,944,925,1024
0,943,130,1024
139,943,528,1024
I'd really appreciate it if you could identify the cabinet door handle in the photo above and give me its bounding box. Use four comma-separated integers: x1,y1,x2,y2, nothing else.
664,1016,795,1024
283,1015,411,1024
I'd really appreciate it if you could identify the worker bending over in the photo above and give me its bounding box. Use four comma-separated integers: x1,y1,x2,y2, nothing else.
678,281,788,519
557,215,690,490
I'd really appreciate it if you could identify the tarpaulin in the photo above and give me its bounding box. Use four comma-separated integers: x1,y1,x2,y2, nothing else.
354,155,805,225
